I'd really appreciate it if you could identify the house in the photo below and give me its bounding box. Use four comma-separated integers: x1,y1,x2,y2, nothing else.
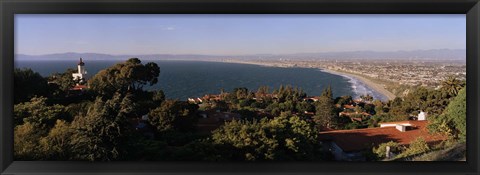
342,104,356,112
70,84,88,91
353,99,364,104
188,97,203,104
202,94,222,102
303,96,320,102
318,120,446,161
68,84,88,96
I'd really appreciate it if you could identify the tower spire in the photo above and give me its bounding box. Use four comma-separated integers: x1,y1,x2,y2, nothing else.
78,57,85,66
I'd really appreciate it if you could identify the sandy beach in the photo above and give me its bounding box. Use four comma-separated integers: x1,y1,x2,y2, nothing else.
221,60,396,101
319,68,396,101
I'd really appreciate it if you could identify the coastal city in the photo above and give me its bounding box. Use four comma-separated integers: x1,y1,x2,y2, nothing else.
13,15,467,162
221,58,466,89
14,56,467,161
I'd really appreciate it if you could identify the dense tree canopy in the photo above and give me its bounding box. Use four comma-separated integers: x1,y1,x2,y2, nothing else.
211,112,320,161
88,58,160,98
69,94,134,161
49,68,78,90
429,87,466,141
39,120,74,160
148,100,198,133
47,68,78,98
14,68,48,104
14,97,74,160
14,96,69,132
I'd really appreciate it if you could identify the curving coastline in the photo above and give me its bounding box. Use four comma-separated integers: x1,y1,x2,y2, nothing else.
319,68,396,101
219,60,396,101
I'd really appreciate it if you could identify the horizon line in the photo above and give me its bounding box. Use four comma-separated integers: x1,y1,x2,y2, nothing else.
15,48,466,57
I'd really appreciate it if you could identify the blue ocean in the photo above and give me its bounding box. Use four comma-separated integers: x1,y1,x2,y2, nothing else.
15,60,387,101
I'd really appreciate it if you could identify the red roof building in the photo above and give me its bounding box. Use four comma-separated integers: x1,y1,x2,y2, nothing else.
70,84,88,91
318,120,446,161
343,104,355,109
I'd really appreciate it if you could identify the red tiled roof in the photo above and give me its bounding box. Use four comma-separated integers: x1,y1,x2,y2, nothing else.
70,85,88,91
318,120,446,152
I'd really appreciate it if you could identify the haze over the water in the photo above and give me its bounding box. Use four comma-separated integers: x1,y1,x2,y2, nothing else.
15,14,465,56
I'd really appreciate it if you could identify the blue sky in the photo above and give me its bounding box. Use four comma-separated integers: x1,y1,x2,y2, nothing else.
15,14,466,55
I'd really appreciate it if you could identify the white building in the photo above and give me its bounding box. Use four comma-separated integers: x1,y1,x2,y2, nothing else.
418,111,427,121
72,58,87,83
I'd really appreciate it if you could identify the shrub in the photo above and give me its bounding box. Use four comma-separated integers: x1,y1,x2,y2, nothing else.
396,137,430,158
373,141,401,159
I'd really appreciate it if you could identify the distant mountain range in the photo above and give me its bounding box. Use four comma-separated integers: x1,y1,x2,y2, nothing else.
16,49,466,61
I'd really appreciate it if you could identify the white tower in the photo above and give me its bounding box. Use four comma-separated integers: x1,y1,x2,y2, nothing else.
72,58,87,83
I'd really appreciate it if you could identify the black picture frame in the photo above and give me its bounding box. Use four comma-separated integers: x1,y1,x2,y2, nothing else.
1,0,479,174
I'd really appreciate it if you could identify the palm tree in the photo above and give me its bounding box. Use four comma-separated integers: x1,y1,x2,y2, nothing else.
360,94,373,102
441,76,465,97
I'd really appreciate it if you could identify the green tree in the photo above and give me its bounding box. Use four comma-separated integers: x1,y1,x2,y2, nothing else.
14,91,75,161
211,112,320,161
255,86,270,98
321,85,333,99
387,97,410,120
360,94,373,102
88,58,160,97
335,95,353,106
429,87,466,141
148,100,198,133
14,122,43,160
373,100,384,114
313,96,336,129
364,103,375,114
396,137,430,158
373,141,401,159
47,68,78,95
296,101,314,113
354,105,364,113
69,94,133,161
14,96,69,131
440,76,465,97
233,87,249,99
14,68,48,104
272,85,306,102
65,101,93,120
39,120,74,160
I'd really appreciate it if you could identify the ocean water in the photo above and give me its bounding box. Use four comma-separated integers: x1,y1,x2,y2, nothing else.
15,60,387,101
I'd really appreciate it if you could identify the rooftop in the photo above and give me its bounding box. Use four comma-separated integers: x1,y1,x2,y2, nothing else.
70,84,88,91
318,120,446,152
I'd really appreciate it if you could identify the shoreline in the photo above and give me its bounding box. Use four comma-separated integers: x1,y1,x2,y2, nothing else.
220,60,396,101
318,68,396,101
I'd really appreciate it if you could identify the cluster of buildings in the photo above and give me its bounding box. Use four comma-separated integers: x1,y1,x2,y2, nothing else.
319,113,444,161
322,61,466,87
188,91,443,161
69,58,448,161
222,59,466,88
187,94,223,104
